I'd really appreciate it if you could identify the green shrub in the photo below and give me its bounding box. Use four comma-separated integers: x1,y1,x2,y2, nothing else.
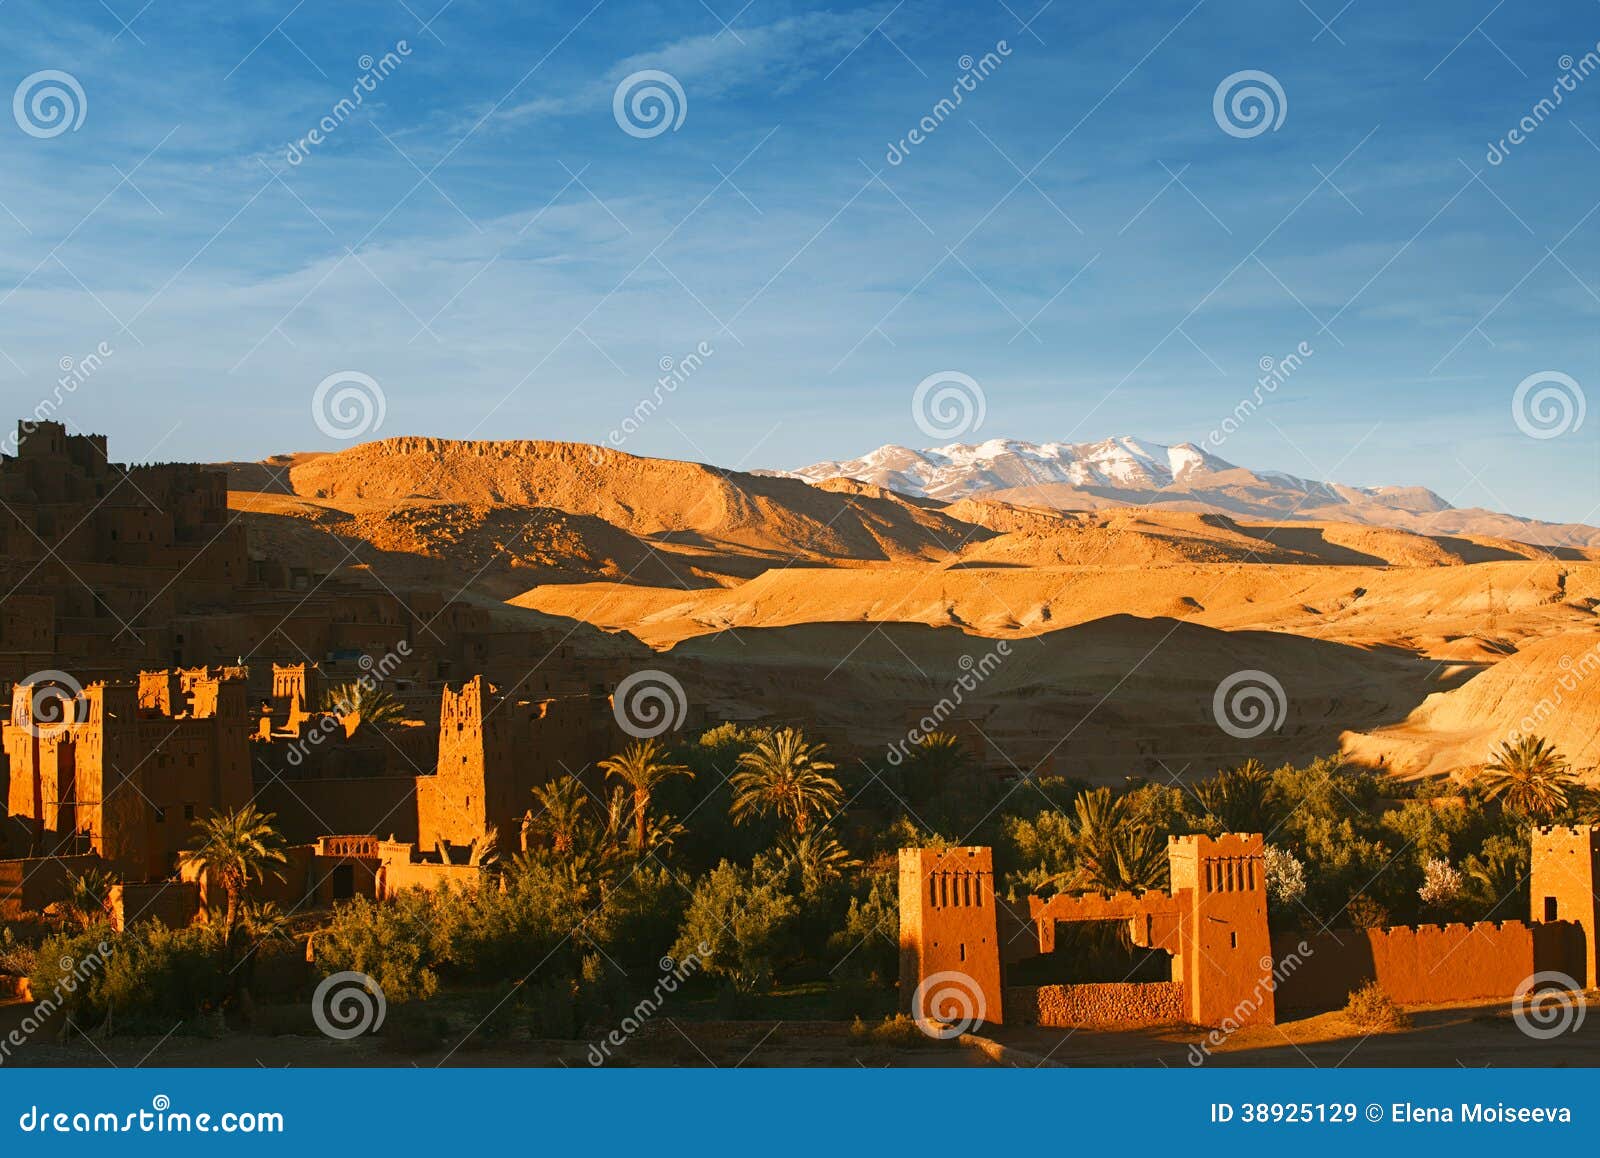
849,1013,936,1048
1344,981,1411,1032
671,859,798,993
29,922,243,1035
313,892,441,1003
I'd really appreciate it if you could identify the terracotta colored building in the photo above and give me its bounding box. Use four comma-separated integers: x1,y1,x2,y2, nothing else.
901,828,1596,1030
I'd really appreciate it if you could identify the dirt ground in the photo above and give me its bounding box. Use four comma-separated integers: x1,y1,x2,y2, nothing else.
3,993,1591,1068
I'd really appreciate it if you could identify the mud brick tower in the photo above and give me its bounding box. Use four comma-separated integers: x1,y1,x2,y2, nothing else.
898,846,1003,1027
1167,832,1274,1027
1531,825,1600,987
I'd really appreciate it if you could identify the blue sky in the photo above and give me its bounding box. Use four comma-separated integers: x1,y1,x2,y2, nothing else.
2,0,1598,521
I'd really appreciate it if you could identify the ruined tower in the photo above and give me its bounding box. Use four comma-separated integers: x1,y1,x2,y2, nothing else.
1531,824,1600,987
898,846,1004,1028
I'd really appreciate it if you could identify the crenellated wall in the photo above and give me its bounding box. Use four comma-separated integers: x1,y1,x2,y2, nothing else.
1273,920,1585,1011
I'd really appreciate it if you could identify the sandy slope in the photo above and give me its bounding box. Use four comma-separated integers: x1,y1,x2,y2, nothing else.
220,437,1600,781
1342,631,1600,777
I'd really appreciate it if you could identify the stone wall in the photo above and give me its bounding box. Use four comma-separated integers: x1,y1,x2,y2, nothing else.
254,775,419,845
110,880,199,931
1006,981,1187,1026
0,854,100,920
1273,920,1584,1011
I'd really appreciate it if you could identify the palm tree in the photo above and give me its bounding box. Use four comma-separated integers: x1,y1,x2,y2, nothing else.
1071,786,1129,864
912,731,975,776
528,776,589,855
1478,736,1576,817
64,866,120,929
598,739,693,851
1194,759,1282,832
1082,824,1169,894
777,830,860,891
322,681,406,732
730,727,843,835
179,805,288,932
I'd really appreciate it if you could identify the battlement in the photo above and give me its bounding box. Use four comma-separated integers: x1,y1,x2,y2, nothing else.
1027,889,1180,921
1167,831,1265,854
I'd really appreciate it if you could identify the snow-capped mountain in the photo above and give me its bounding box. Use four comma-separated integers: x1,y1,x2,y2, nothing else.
772,436,1600,547
789,437,1232,499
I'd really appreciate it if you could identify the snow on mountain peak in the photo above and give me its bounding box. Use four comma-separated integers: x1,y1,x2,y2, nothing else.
780,436,1450,517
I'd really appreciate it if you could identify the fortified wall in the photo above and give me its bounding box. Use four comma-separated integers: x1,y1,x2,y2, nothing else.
901,827,1598,1030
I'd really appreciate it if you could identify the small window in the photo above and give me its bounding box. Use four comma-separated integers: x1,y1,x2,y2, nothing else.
1229,931,1238,949
959,943,966,962
1544,896,1559,922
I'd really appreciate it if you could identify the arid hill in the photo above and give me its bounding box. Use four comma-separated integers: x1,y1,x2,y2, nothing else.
1342,631,1600,777
222,435,1600,782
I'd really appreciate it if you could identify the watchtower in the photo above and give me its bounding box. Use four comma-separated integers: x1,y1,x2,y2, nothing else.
897,846,1003,1027
1531,825,1600,987
1168,832,1274,1027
